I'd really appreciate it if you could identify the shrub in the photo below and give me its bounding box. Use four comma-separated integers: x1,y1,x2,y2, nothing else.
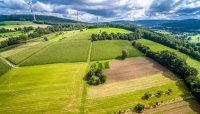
122,49,129,59
142,92,152,100
43,37,48,41
134,103,145,113
104,62,110,69
98,62,103,69
99,74,107,83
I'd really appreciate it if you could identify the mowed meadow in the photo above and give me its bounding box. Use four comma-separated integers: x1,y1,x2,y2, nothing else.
0,27,200,114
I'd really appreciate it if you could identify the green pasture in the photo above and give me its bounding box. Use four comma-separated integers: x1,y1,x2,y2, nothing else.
0,63,87,114
91,40,143,61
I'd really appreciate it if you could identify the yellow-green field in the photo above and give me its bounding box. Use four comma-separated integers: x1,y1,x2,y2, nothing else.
0,63,87,114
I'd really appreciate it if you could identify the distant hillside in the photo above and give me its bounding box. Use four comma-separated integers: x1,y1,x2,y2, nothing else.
159,19,200,32
112,20,177,27
0,15,80,24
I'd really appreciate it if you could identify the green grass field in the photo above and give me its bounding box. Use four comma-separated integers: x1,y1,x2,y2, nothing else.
85,81,191,114
91,40,143,61
0,58,11,76
20,40,91,66
137,39,188,61
85,28,131,34
0,63,87,114
137,39,200,78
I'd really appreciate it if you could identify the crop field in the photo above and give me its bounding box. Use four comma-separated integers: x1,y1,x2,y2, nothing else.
0,42,40,58
7,42,50,65
0,63,87,114
188,34,200,43
91,40,143,61
0,58,11,76
103,57,176,83
19,40,91,66
137,39,200,78
85,28,131,34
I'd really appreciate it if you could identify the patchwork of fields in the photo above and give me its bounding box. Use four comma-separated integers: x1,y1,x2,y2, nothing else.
0,27,200,114
85,58,195,114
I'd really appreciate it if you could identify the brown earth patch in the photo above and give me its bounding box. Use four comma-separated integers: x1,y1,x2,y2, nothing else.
104,57,176,83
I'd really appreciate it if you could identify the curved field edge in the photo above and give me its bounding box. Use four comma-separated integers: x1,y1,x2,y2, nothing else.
0,63,88,114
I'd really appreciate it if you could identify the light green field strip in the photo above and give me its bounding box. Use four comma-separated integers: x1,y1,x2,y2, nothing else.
19,40,91,66
137,39,188,61
85,28,131,34
7,42,51,65
0,42,40,58
85,81,191,114
91,40,144,61
0,63,88,114
0,21,49,29
88,73,179,99
137,39,200,79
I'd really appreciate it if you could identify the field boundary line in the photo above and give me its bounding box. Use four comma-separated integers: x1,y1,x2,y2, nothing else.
0,56,18,68
80,82,87,114
18,42,53,66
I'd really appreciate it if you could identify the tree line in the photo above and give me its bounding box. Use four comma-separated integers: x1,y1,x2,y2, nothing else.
133,42,200,103
91,32,141,41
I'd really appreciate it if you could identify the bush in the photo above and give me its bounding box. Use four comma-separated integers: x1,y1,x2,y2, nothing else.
104,62,110,69
142,92,152,100
98,62,103,69
43,37,48,41
134,103,145,113
122,49,128,59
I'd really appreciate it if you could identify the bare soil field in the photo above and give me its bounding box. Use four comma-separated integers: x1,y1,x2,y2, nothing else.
140,99,200,114
88,57,179,99
104,57,176,83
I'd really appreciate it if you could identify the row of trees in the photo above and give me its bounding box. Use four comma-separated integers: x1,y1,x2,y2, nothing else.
0,24,85,49
134,42,200,103
91,32,141,41
140,30,200,61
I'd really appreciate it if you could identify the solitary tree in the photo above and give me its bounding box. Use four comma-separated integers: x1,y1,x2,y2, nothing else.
122,49,128,59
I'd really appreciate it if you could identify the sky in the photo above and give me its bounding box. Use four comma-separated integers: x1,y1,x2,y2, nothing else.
0,0,200,22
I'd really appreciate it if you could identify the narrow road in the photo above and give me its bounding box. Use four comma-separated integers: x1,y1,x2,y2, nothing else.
87,42,93,62
0,56,18,68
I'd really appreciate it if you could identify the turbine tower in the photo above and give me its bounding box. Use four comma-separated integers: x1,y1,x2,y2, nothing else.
27,0,36,21
77,11,79,21
97,16,99,23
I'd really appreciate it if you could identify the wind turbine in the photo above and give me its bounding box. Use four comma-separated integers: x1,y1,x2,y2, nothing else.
27,0,36,21
77,11,79,21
